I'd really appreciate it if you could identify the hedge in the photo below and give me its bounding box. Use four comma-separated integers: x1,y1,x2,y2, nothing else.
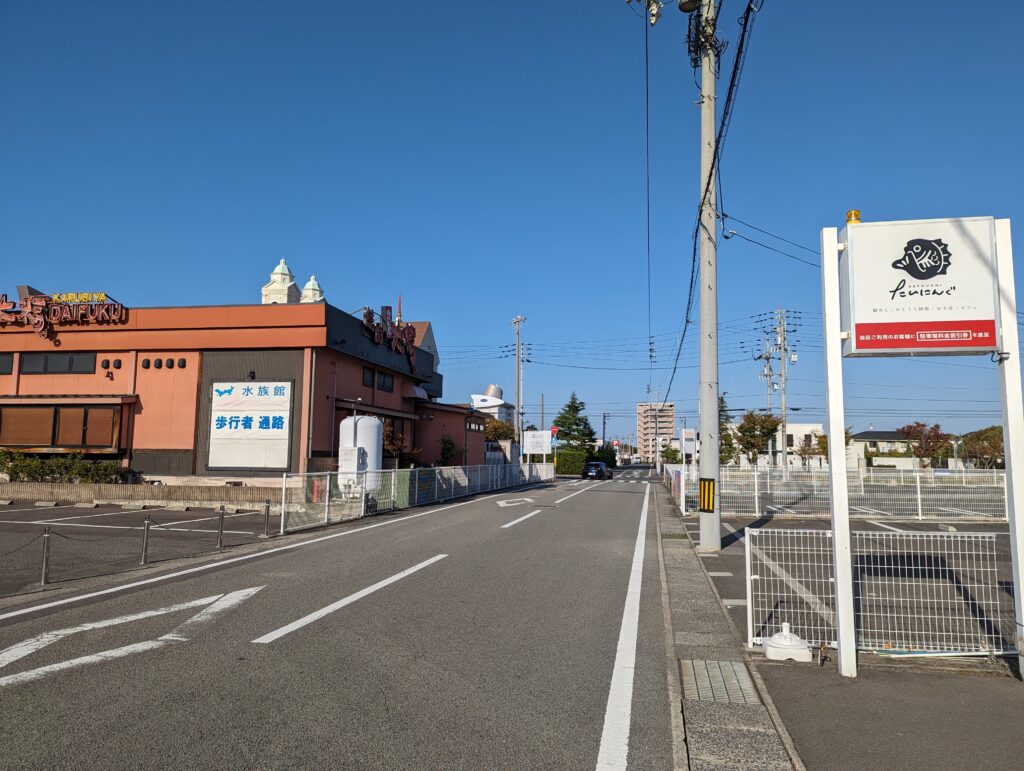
0,450,132,483
555,448,587,475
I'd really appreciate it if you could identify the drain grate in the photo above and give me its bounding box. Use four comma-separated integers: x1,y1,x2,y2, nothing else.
679,659,760,704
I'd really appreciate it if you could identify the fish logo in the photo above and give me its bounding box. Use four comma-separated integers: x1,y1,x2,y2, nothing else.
214,386,234,397
892,239,951,280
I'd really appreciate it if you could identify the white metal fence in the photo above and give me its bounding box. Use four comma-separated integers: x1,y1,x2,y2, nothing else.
746,527,1017,655
280,463,554,533
663,466,1007,521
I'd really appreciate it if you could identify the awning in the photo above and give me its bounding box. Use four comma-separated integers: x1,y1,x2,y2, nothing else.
0,395,138,405
402,383,429,400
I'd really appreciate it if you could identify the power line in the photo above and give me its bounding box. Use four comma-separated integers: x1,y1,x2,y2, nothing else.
723,230,819,268
722,213,818,254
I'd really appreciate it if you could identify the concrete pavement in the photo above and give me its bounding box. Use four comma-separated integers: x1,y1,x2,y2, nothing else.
0,472,678,769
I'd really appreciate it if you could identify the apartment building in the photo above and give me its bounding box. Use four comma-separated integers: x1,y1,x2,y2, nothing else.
636,401,675,464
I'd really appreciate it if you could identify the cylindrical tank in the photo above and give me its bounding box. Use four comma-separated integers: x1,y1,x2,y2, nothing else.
338,415,383,472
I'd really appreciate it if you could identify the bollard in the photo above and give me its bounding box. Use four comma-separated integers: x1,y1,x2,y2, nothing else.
262,499,271,538
217,505,225,550
41,526,51,586
140,515,151,565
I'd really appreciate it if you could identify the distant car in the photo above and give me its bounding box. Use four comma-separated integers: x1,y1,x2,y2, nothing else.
583,461,612,480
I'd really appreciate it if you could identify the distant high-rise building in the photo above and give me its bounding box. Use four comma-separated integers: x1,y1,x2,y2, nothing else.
636,402,675,463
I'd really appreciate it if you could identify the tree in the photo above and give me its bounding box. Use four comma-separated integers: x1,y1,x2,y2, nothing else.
735,411,782,465
438,435,456,466
795,433,818,468
484,417,515,442
524,423,538,432
552,392,597,450
815,428,852,458
897,422,949,467
962,426,1004,468
719,393,738,465
660,446,682,464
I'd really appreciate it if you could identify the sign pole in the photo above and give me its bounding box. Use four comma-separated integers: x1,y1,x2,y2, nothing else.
821,225,857,677
994,219,1024,668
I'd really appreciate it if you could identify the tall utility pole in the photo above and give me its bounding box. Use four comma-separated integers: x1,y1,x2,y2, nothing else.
777,308,789,476
540,393,545,431
695,0,720,552
602,412,608,446
512,315,525,447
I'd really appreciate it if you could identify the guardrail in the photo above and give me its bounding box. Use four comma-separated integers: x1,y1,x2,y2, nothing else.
662,466,1007,521
280,463,555,533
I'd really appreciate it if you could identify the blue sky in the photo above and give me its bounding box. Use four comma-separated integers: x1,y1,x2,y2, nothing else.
2,1,1021,441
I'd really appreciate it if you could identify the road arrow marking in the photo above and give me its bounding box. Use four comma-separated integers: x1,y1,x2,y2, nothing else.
0,586,263,688
497,497,535,508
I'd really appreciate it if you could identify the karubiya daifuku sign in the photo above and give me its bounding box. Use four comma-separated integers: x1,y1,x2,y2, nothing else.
839,216,1000,356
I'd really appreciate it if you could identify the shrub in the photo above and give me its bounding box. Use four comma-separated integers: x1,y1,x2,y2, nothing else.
555,448,587,475
589,446,617,468
0,449,131,483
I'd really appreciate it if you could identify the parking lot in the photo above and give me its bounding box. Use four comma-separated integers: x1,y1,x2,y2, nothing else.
0,501,268,598
680,515,1016,657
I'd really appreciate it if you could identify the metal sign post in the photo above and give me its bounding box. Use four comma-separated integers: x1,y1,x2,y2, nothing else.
821,226,857,677
993,219,1024,669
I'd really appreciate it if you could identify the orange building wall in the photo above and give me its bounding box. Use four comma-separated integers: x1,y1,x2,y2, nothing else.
15,351,135,396
131,352,201,450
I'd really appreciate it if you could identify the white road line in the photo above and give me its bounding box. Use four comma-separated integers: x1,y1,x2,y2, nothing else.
0,595,221,669
0,520,252,535
940,506,985,517
0,485,545,623
869,521,905,533
853,506,890,516
0,587,262,688
555,481,608,504
253,555,447,644
500,509,543,529
707,571,733,577
595,482,649,770
38,508,167,523
160,511,255,527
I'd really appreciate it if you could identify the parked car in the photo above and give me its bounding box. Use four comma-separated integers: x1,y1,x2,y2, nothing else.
582,461,613,480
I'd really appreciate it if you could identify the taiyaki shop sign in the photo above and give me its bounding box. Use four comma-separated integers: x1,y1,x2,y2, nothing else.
839,216,1000,356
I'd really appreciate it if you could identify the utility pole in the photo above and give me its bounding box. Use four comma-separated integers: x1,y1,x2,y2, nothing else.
777,309,789,477
602,412,608,446
695,0,720,552
540,393,545,430
512,315,525,448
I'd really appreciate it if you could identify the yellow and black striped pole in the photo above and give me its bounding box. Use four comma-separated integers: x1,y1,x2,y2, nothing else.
698,477,716,513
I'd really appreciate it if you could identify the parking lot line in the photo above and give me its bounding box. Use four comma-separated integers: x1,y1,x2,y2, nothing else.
159,511,256,527
37,508,167,523
870,521,905,533
0,520,253,535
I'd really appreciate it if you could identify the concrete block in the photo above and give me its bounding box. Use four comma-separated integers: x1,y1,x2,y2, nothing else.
121,503,148,510
34,501,57,507
0,500,13,505
166,503,192,511
73,502,99,508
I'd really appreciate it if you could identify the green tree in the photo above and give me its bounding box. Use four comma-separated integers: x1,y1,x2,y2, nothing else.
438,435,456,466
815,428,852,458
735,411,782,465
897,422,949,467
719,393,738,465
552,392,597,450
484,417,515,442
962,426,1004,468
795,433,818,468
660,446,682,464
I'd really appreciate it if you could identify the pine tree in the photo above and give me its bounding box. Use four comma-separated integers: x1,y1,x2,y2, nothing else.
552,392,597,450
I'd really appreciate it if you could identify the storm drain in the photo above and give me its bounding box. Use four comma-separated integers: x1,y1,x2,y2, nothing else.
679,659,760,705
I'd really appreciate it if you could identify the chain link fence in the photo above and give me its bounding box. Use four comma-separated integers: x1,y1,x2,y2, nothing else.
745,527,1017,656
663,466,1007,521
280,463,554,533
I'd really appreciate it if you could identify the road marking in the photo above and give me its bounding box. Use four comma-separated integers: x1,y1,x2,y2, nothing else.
159,511,256,527
0,587,261,688
0,485,546,623
0,520,253,535
496,497,535,508
555,481,607,504
500,509,543,529
253,554,447,644
595,483,649,770
853,506,890,516
869,521,905,533
37,508,167,523
722,598,747,607
707,571,733,577
939,506,986,517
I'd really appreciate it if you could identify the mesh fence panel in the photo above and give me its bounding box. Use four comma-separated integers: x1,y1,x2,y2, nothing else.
747,528,1016,654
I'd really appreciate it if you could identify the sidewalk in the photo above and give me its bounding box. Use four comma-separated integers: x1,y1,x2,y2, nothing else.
655,483,801,770
655,482,1024,771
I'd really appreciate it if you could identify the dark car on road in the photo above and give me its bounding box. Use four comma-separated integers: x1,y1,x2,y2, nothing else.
582,461,612,480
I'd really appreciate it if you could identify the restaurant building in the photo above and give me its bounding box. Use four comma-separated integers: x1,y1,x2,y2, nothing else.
0,261,485,476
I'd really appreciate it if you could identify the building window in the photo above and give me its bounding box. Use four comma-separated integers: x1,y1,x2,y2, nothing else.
0,406,54,445
20,352,96,374
362,367,374,388
377,372,394,393
0,405,117,448
0,353,12,375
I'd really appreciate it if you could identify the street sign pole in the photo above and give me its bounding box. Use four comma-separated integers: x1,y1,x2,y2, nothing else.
994,219,1024,670
821,225,857,678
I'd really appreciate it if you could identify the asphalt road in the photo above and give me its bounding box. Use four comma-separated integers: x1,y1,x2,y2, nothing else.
0,471,675,769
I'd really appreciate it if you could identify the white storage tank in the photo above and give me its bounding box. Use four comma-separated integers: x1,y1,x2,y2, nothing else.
338,415,383,472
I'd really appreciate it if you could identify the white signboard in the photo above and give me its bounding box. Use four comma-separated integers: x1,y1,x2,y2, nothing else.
681,428,697,456
208,382,292,469
840,216,999,356
523,430,550,456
